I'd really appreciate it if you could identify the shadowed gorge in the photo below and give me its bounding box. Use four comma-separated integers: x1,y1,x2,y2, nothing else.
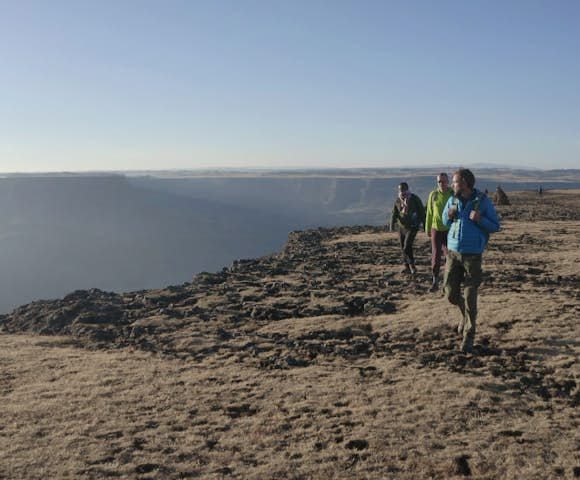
0,175,293,313
0,190,578,479
2,169,579,314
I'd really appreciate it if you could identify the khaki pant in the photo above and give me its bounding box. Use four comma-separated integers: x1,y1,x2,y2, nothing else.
444,251,482,340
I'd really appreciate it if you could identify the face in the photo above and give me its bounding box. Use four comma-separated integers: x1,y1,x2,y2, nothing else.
437,175,448,191
452,174,465,195
398,185,408,197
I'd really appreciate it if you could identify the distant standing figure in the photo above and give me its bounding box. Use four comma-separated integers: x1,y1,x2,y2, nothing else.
443,168,500,353
492,185,510,205
425,173,453,292
538,185,543,196
390,182,425,275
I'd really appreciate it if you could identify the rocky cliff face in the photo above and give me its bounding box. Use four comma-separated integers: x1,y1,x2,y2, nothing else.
1,225,403,357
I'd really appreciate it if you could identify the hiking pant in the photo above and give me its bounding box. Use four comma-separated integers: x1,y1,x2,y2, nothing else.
398,227,418,267
430,228,448,276
444,251,482,340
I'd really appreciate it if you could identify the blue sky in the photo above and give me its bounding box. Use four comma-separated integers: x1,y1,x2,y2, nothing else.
1,0,579,172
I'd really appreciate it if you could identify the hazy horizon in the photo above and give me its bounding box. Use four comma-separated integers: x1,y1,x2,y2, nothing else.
3,163,577,176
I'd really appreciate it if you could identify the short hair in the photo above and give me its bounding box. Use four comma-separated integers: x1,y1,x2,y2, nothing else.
453,168,475,189
399,182,409,191
437,172,448,179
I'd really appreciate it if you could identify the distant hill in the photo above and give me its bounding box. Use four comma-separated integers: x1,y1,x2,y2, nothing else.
130,168,580,226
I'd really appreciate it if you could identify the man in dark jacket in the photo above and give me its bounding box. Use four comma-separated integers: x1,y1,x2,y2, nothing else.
390,182,425,275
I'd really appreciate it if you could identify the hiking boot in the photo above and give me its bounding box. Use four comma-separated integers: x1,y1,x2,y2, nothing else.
428,276,438,292
460,335,474,354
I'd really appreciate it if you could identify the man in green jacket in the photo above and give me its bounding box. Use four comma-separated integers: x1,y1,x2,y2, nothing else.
390,182,425,275
425,173,453,292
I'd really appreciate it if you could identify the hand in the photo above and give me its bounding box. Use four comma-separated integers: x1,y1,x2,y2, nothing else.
469,210,481,222
447,207,457,220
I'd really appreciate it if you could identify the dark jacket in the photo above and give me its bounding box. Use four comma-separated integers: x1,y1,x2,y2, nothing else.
390,193,425,231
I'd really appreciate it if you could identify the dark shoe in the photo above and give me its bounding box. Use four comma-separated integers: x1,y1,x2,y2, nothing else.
428,276,438,292
460,335,474,354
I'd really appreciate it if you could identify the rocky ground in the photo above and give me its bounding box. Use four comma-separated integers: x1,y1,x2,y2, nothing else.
0,189,578,479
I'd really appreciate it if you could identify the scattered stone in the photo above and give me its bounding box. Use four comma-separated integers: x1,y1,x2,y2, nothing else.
285,355,310,368
345,439,368,450
135,463,160,474
205,439,219,450
453,454,471,476
225,404,258,418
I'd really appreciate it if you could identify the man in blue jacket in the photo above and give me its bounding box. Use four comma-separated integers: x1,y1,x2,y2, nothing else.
442,168,500,354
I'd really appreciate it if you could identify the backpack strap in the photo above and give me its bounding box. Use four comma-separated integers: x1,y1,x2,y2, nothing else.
472,193,490,243
451,196,460,239
472,192,486,212
431,190,439,209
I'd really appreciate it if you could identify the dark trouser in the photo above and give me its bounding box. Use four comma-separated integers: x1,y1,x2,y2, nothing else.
444,251,482,340
431,229,449,276
398,227,418,267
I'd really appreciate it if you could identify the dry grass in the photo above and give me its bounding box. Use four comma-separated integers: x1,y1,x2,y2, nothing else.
1,191,579,479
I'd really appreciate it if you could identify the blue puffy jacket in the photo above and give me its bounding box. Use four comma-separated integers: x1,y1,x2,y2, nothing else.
442,189,500,254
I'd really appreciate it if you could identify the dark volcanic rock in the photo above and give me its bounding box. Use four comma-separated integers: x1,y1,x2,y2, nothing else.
3,289,124,337
453,455,472,476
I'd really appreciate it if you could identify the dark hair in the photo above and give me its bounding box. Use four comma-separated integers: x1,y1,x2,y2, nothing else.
399,182,409,190
454,168,475,189
438,172,448,179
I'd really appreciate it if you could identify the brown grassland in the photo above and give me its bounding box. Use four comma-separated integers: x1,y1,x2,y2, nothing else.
0,190,578,479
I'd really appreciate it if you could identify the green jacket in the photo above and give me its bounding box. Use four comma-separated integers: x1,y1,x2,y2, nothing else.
390,193,425,231
425,188,453,233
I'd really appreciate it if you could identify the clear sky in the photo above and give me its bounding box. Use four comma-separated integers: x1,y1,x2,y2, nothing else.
1,0,579,172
